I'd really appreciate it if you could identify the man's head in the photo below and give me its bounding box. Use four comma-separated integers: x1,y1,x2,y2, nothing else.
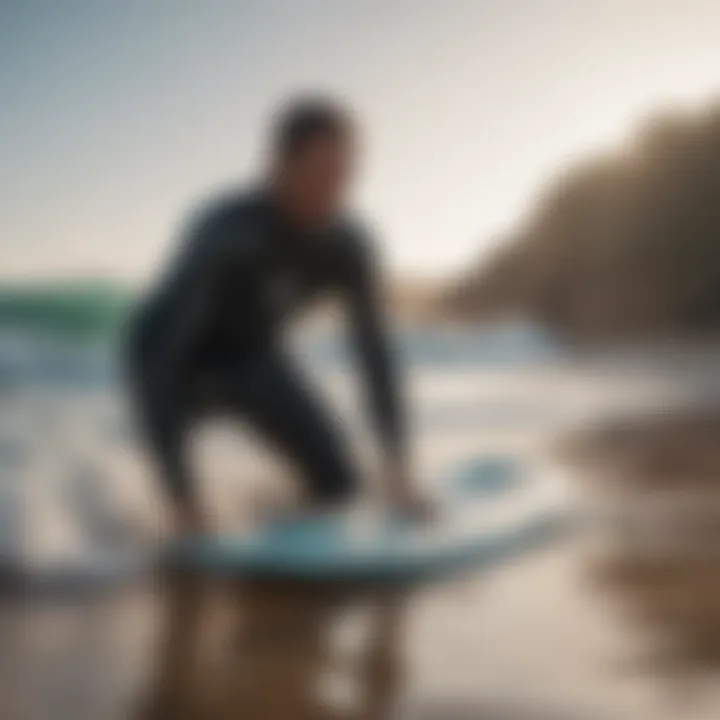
269,96,357,228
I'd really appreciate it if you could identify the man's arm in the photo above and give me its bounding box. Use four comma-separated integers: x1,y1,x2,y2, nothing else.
147,206,233,407
137,204,236,529
342,228,440,518
343,231,405,464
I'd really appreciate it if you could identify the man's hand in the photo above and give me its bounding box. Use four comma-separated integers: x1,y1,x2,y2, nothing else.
383,460,436,522
173,501,209,538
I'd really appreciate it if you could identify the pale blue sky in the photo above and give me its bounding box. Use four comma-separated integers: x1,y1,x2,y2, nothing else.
2,0,720,280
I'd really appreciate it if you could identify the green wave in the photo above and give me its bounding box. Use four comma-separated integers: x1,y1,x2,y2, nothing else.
0,279,134,338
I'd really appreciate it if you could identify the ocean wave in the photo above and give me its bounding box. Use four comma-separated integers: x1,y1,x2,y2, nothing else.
0,280,132,338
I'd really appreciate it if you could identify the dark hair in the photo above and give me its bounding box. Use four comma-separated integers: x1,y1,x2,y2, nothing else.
273,96,353,158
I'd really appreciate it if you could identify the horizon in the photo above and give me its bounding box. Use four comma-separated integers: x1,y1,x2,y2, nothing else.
2,0,720,282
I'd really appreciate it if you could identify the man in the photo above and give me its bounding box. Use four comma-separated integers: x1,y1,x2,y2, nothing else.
127,96,426,535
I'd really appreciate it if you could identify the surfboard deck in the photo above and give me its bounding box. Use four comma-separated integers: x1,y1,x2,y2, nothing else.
171,455,569,582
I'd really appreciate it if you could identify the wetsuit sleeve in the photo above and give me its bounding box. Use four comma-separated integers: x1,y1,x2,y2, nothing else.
136,207,239,509
149,208,233,399
343,232,406,461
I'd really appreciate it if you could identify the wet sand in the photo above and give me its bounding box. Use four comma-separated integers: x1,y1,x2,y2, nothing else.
7,533,720,720
8,360,720,719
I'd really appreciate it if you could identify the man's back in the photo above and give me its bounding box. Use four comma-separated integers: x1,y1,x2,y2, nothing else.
133,188,375,363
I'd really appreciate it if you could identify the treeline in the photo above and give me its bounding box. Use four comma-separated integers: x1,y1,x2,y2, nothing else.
444,101,720,343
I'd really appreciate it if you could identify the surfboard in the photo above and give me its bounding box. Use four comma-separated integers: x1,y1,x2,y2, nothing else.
172,455,569,581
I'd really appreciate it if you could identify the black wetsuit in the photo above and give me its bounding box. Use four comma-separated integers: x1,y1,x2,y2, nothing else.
126,189,404,508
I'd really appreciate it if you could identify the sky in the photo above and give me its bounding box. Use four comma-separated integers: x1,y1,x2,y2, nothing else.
2,0,720,281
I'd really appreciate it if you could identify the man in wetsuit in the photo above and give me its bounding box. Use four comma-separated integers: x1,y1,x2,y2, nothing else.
127,97,427,535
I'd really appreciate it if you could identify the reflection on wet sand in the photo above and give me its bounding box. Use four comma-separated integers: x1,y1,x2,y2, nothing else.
11,410,720,719
136,576,606,720
592,554,720,679
137,578,407,720
571,411,720,708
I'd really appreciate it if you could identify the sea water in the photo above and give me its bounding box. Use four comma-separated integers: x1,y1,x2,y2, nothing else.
0,320,570,576
2,316,717,581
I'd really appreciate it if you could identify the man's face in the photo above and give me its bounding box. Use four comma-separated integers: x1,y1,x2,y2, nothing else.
279,133,356,227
